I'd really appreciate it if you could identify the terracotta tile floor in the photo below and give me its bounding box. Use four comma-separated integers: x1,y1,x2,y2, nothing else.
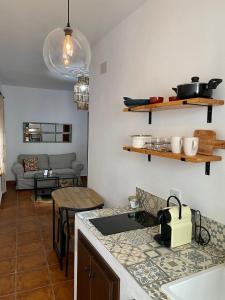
0,185,74,300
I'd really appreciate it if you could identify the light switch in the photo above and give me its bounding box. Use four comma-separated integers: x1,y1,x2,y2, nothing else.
100,61,107,74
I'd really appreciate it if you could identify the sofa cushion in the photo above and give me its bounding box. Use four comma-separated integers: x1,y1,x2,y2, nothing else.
18,154,49,170
23,157,38,172
49,153,76,169
23,170,45,179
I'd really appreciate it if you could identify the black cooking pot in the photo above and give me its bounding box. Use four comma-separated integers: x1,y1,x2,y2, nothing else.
172,77,223,99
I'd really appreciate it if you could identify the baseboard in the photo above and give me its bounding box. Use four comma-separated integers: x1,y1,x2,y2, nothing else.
6,180,16,186
6,177,87,187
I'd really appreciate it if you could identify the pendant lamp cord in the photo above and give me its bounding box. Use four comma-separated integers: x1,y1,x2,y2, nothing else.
67,0,70,27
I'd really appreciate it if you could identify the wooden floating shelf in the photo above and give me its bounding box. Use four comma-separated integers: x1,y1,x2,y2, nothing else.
123,98,224,112
123,146,221,162
123,146,222,175
123,98,224,124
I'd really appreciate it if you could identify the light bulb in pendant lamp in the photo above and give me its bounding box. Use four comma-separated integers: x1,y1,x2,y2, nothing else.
43,0,91,80
63,27,74,64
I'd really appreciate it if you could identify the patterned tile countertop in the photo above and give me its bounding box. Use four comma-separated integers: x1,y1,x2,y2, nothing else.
77,208,225,300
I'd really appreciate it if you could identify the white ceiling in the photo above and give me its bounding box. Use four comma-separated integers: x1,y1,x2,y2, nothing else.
0,0,146,90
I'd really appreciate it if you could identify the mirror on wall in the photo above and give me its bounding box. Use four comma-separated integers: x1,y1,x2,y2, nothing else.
23,122,72,143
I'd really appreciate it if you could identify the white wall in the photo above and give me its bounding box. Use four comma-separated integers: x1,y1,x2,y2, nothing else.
3,85,88,180
89,0,225,224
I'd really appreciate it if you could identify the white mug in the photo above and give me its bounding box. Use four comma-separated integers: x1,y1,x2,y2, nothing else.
183,137,199,156
171,136,183,154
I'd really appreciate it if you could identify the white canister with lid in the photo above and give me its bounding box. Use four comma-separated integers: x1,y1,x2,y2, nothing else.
131,134,152,148
128,196,140,209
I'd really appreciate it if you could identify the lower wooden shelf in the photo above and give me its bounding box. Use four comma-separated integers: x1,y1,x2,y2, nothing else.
123,146,222,175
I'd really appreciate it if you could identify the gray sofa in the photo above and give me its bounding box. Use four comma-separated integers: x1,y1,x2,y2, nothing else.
12,153,84,190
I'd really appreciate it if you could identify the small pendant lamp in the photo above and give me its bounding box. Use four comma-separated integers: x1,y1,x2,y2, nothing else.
74,75,89,110
43,0,91,80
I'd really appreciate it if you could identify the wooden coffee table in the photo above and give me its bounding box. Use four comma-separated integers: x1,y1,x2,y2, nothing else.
51,187,104,266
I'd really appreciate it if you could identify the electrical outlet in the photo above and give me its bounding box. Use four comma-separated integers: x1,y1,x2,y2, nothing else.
170,188,182,200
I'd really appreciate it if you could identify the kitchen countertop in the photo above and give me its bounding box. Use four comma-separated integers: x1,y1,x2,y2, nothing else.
76,208,225,300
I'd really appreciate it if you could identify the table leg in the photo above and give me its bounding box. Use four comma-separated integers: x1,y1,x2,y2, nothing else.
52,204,66,270
52,199,55,249
59,208,64,270
34,179,37,201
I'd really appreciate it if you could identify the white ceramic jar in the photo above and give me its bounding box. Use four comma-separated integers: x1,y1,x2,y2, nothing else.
128,196,140,209
131,135,152,148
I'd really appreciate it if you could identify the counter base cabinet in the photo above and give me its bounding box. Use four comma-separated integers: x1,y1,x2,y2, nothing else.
77,235,91,300
77,231,120,300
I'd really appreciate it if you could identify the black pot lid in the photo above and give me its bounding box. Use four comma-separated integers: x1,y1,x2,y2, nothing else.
177,76,207,87
177,82,206,87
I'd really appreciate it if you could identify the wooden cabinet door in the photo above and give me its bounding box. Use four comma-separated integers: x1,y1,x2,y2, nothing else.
77,237,91,300
90,256,114,300
77,231,120,300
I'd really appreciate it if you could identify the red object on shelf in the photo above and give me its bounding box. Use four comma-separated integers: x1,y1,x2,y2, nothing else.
169,96,179,101
149,97,164,104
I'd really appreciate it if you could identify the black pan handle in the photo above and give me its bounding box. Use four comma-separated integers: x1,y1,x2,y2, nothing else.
207,78,223,90
172,88,177,94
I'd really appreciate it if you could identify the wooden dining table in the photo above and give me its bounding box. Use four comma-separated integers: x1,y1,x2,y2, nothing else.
51,187,104,266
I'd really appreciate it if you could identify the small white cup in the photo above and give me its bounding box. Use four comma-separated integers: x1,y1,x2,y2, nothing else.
183,137,199,156
171,136,183,154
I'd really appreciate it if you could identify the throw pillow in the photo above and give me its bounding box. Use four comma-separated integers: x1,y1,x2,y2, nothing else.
23,157,38,172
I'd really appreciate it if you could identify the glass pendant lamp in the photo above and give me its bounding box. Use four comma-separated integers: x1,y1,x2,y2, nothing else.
43,0,91,80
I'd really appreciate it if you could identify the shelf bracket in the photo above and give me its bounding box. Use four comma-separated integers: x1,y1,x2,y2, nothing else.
205,162,211,175
182,158,211,175
148,155,151,162
148,112,152,124
182,101,213,123
207,105,212,123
